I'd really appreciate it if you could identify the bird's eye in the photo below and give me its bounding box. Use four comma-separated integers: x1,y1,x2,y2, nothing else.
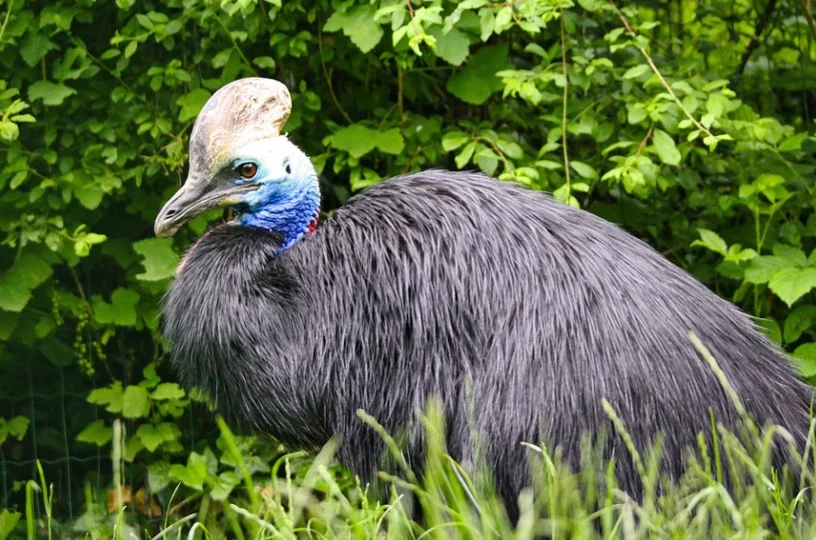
284,161,292,175
237,162,258,179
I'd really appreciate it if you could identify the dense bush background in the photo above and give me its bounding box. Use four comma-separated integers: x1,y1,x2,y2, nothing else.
0,0,815,536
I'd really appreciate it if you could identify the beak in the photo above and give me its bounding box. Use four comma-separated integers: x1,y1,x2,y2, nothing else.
154,179,260,237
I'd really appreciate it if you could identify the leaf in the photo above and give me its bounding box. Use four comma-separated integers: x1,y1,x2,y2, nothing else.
768,267,816,307
691,229,728,256
778,132,806,153
133,238,180,281
122,385,150,418
569,161,598,180
783,305,816,343
4,416,29,440
74,183,105,210
170,452,209,490
176,89,211,122
94,288,140,326
652,129,681,166
622,64,649,80
375,128,405,155
88,382,124,413
210,471,240,501
0,508,21,539
442,131,470,152
430,26,469,66
455,141,476,169
447,43,510,105
151,382,185,401
28,81,76,106
20,33,58,67
744,255,788,284
330,124,377,158
323,5,383,54
496,139,524,160
0,253,53,312
793,343,816,377
77,420,113,446
772,243,807,267
137,422,180,452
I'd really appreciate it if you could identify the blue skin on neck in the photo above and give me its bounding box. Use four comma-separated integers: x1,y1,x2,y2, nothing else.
237,177,320,252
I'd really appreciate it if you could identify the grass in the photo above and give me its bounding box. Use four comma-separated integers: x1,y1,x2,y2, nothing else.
10,335,816,539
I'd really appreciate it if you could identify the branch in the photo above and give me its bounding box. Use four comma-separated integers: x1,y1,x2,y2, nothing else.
737,0,779,75
609,0,717,142
560,11,570,190
795,0,816,43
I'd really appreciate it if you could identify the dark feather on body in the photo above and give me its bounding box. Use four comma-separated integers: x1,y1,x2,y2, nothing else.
162,170,813,520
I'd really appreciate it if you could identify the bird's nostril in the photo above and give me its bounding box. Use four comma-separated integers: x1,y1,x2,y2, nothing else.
166,208,177,217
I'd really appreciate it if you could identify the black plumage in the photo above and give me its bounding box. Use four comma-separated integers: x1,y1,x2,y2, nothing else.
162,169,814,519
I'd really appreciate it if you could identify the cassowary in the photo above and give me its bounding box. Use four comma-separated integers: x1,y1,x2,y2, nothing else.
154,77,813,519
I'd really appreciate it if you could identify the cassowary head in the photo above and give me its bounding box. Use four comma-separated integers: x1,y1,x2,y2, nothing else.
154,78,320,249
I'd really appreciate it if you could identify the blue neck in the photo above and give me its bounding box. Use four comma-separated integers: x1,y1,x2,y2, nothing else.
237,180,320,252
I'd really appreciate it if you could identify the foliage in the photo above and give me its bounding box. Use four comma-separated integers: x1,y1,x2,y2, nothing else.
0,0,814,536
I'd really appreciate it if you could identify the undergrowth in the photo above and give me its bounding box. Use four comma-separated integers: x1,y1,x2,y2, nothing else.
9,334,816,539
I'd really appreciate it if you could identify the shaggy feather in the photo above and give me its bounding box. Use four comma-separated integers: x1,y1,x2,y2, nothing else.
162,169,814,520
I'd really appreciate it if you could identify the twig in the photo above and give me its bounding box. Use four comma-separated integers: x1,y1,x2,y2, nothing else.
560,11,570,190
608,0,717,142
397,68,405,118
622,124,654,177
67,34,158,112
0,0,13,45
796,0,816,42
317,23,353,124
738,0,779,75
212,12,257,76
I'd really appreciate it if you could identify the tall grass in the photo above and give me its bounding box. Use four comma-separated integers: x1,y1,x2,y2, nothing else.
15,335,816,538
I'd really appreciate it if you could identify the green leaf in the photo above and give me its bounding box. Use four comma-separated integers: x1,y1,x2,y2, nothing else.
783,305,816,343
122,385,150,418
324,5,383,54
778,132,807,153
210,471,240,501
28,81,76,106
442,131,470,152
20,33,59,67
330,124,376,158
773,244,807,267
176,89,212,122
447,43,510,105
455,141,477,169
133,238,180,281
793,343,816,377
430,26,469,66
496,139,524,160
170,452,209,490
375,128,405,155
652,129,681,166
74,183,105,210
88,382,124,413
0,508,22,539
137,422,180,452
744,256,788,284
768,267,816,307
0,253,53,312
77,420,113,446
151,382,185,401
93,288,140,326
691,229,728,256
569,161,598,180
622,64,649,80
